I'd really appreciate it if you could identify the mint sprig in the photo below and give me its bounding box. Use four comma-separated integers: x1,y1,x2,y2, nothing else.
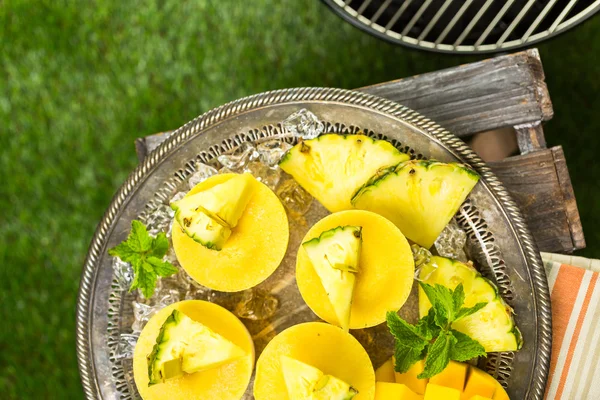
109,220,178,298
386,282,487,379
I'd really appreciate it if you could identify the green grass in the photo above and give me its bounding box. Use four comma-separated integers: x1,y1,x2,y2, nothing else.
0,0,598,398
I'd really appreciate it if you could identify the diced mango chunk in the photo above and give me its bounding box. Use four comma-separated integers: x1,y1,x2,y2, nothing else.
461,367,497,400
375,382,423,400
469,396,493,400
395,360,428,395
375,358,396,383
492,382,510,400
429,361,468,392
424,383,461,400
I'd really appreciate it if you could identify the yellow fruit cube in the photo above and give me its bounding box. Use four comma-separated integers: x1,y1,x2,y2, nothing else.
395,360,428,395
375,358,396,383
375,382,423,400
492,381,510,400
424,383,461,400
429,361,468,392
461,367,497,400
469,396,493,400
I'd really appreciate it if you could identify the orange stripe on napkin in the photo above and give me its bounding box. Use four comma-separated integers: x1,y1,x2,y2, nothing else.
554,268,597,399
545,265,585,399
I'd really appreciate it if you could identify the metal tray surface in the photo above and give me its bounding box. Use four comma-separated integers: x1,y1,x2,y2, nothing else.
75,87,551,399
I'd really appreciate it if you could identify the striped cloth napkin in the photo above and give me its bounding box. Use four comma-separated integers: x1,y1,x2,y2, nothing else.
540,252,600,400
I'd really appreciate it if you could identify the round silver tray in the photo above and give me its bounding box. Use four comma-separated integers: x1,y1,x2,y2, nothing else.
76,87,551,399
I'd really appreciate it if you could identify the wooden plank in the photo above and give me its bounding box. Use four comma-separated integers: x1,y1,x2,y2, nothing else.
135,132,173,162
359,49,554,137
515,122,547,154
551,147,586,250
488,146,584,253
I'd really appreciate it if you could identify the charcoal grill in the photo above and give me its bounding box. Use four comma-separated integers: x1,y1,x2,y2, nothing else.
322,0,600,53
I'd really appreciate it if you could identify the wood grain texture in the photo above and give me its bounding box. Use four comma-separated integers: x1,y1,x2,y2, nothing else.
515,122,547,154
488,146,583,253
551,147,586,251
359,49,554,137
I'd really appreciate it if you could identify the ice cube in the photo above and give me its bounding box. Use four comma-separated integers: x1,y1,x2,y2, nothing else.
282,109,324,140
131,302,157,333
217,142,259,171
256,139,292,166
113,257,134,290
434,219,467,262
244,161,281,190
144,204,175,236
188,162,218,189
276,178,313,217
234,289,279,320
114,333,139,360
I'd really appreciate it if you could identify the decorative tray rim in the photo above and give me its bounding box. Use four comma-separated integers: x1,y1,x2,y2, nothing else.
75,87,551,399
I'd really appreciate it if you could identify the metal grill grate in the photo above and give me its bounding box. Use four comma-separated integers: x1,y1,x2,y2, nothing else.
323,0,600,53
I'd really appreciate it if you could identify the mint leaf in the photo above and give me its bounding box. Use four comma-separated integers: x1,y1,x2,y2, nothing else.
131,266,157,299
386,311,429,346
449,329,486,361
147,256,179,277
151,232,169,258
420,283,455,327
456,302,488,321
418,330,456,379
415,308,440,341
108,242,137,263
130,257,144,274
386,311,429,373
128,220,153,252
109,220,178,298
387,283,489,379
452,283,465,314
394,344,426,374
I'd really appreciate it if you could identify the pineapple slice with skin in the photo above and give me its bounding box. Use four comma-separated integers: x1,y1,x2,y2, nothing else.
170,173,255,250
147,309,246,385
184,172,254,228
418,256,523,352
302,226,362,331
281,356,358,400
279,134,409,212
171,208,231,251
352,160,479,248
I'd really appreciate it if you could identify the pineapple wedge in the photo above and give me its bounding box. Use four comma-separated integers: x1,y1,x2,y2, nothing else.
171,173,255,250
133,300,255,400
352,160,479,248
281,356,358,400
418,256,523,352
302,226,362,331
147,309,246,385
279,134,409,212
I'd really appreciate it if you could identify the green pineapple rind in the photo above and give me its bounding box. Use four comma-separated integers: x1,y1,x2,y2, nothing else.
419,256,523,352
147,310,182,385
350,159,479,204
171,204,230,250
278,133,407,167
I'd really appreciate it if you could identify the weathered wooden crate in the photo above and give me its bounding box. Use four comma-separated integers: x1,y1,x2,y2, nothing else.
136,48,584,254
